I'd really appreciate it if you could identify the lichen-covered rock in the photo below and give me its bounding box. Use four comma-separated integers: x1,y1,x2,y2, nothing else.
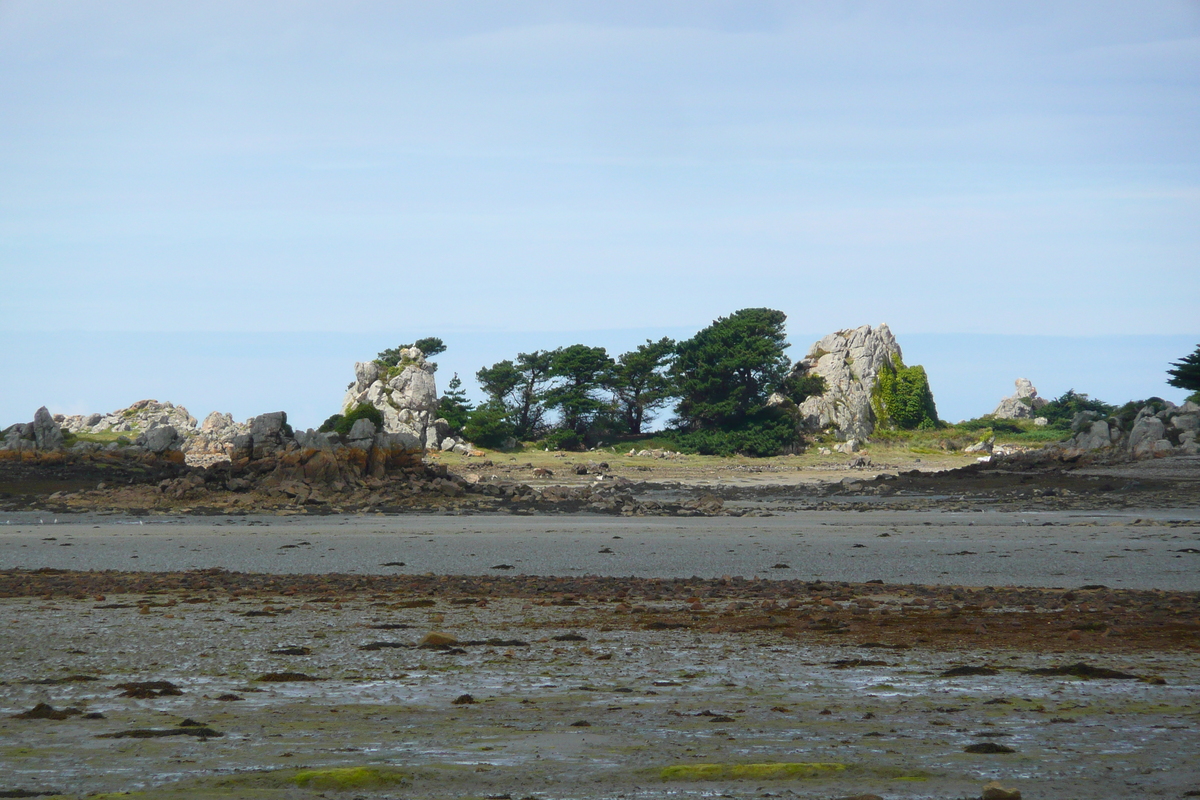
992,378,1048,419
788,324,903,440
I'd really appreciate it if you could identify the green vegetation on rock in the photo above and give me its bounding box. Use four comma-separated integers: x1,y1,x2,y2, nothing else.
318,403,383,436
375,337,446,366
1035,389,1115,429
871,355,939,430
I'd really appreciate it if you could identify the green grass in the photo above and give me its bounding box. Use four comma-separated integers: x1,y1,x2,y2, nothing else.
66,430,135,445
868,418,1071,451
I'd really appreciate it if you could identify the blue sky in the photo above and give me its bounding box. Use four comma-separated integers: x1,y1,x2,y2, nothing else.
1,2,1197,428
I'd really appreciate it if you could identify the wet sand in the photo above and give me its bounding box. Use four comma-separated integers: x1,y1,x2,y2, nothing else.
3,509,1199,590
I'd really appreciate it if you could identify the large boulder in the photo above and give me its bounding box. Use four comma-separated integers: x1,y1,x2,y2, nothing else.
250,411,290,459
32,406,64,451
137,425,180,454
1073,420,1114,451
1129,416,1167,458
789,324,904,440
992,378,1048,420
1,408,64,453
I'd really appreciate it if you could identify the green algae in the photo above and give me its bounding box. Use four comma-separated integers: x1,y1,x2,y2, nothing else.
661,762,847,781
290,766,409,790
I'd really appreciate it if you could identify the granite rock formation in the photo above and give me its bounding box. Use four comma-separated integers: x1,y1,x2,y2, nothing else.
783,324,903,440
991,378,1048,420
341,347,463,453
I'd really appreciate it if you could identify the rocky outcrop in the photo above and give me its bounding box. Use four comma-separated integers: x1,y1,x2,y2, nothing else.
214,411,425,500
182,412,251,460
992,378,1048,420
341,347,460,452
784,324,903,440
59,399,197,436
1064,400,1199,458
0,407,64,454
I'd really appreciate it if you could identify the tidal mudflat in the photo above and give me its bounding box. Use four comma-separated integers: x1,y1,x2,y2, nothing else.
1,566,1198,799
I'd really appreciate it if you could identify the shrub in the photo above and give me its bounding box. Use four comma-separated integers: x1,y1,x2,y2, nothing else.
667,412,799,457
327,403,383,437
1036,390,1115,428
540,428,583,451
462,400,516,449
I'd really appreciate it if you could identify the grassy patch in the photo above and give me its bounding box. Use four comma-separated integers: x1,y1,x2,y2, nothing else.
70,430,136,444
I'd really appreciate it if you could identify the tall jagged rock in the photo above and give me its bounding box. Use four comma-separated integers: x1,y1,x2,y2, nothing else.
341,346,448,450
991,378,1047,419
787,324,904,440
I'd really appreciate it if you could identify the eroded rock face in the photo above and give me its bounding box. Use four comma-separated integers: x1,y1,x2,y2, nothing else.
789,324,902,440
341,347,450,450
992,378,1048,420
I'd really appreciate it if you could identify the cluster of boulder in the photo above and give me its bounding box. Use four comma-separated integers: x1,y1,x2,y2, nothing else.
8,399,247,461
341,347,469,454
1065,400,1199,458
775,323,905,441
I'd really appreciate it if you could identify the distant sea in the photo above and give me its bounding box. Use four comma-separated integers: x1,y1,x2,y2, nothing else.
1,329,1195,431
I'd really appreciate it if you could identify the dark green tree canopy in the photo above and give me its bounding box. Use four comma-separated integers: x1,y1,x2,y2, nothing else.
1167,344,1200,393
476,350,554,440
610,337,676,435
543,344,615,435
671,308,792,431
